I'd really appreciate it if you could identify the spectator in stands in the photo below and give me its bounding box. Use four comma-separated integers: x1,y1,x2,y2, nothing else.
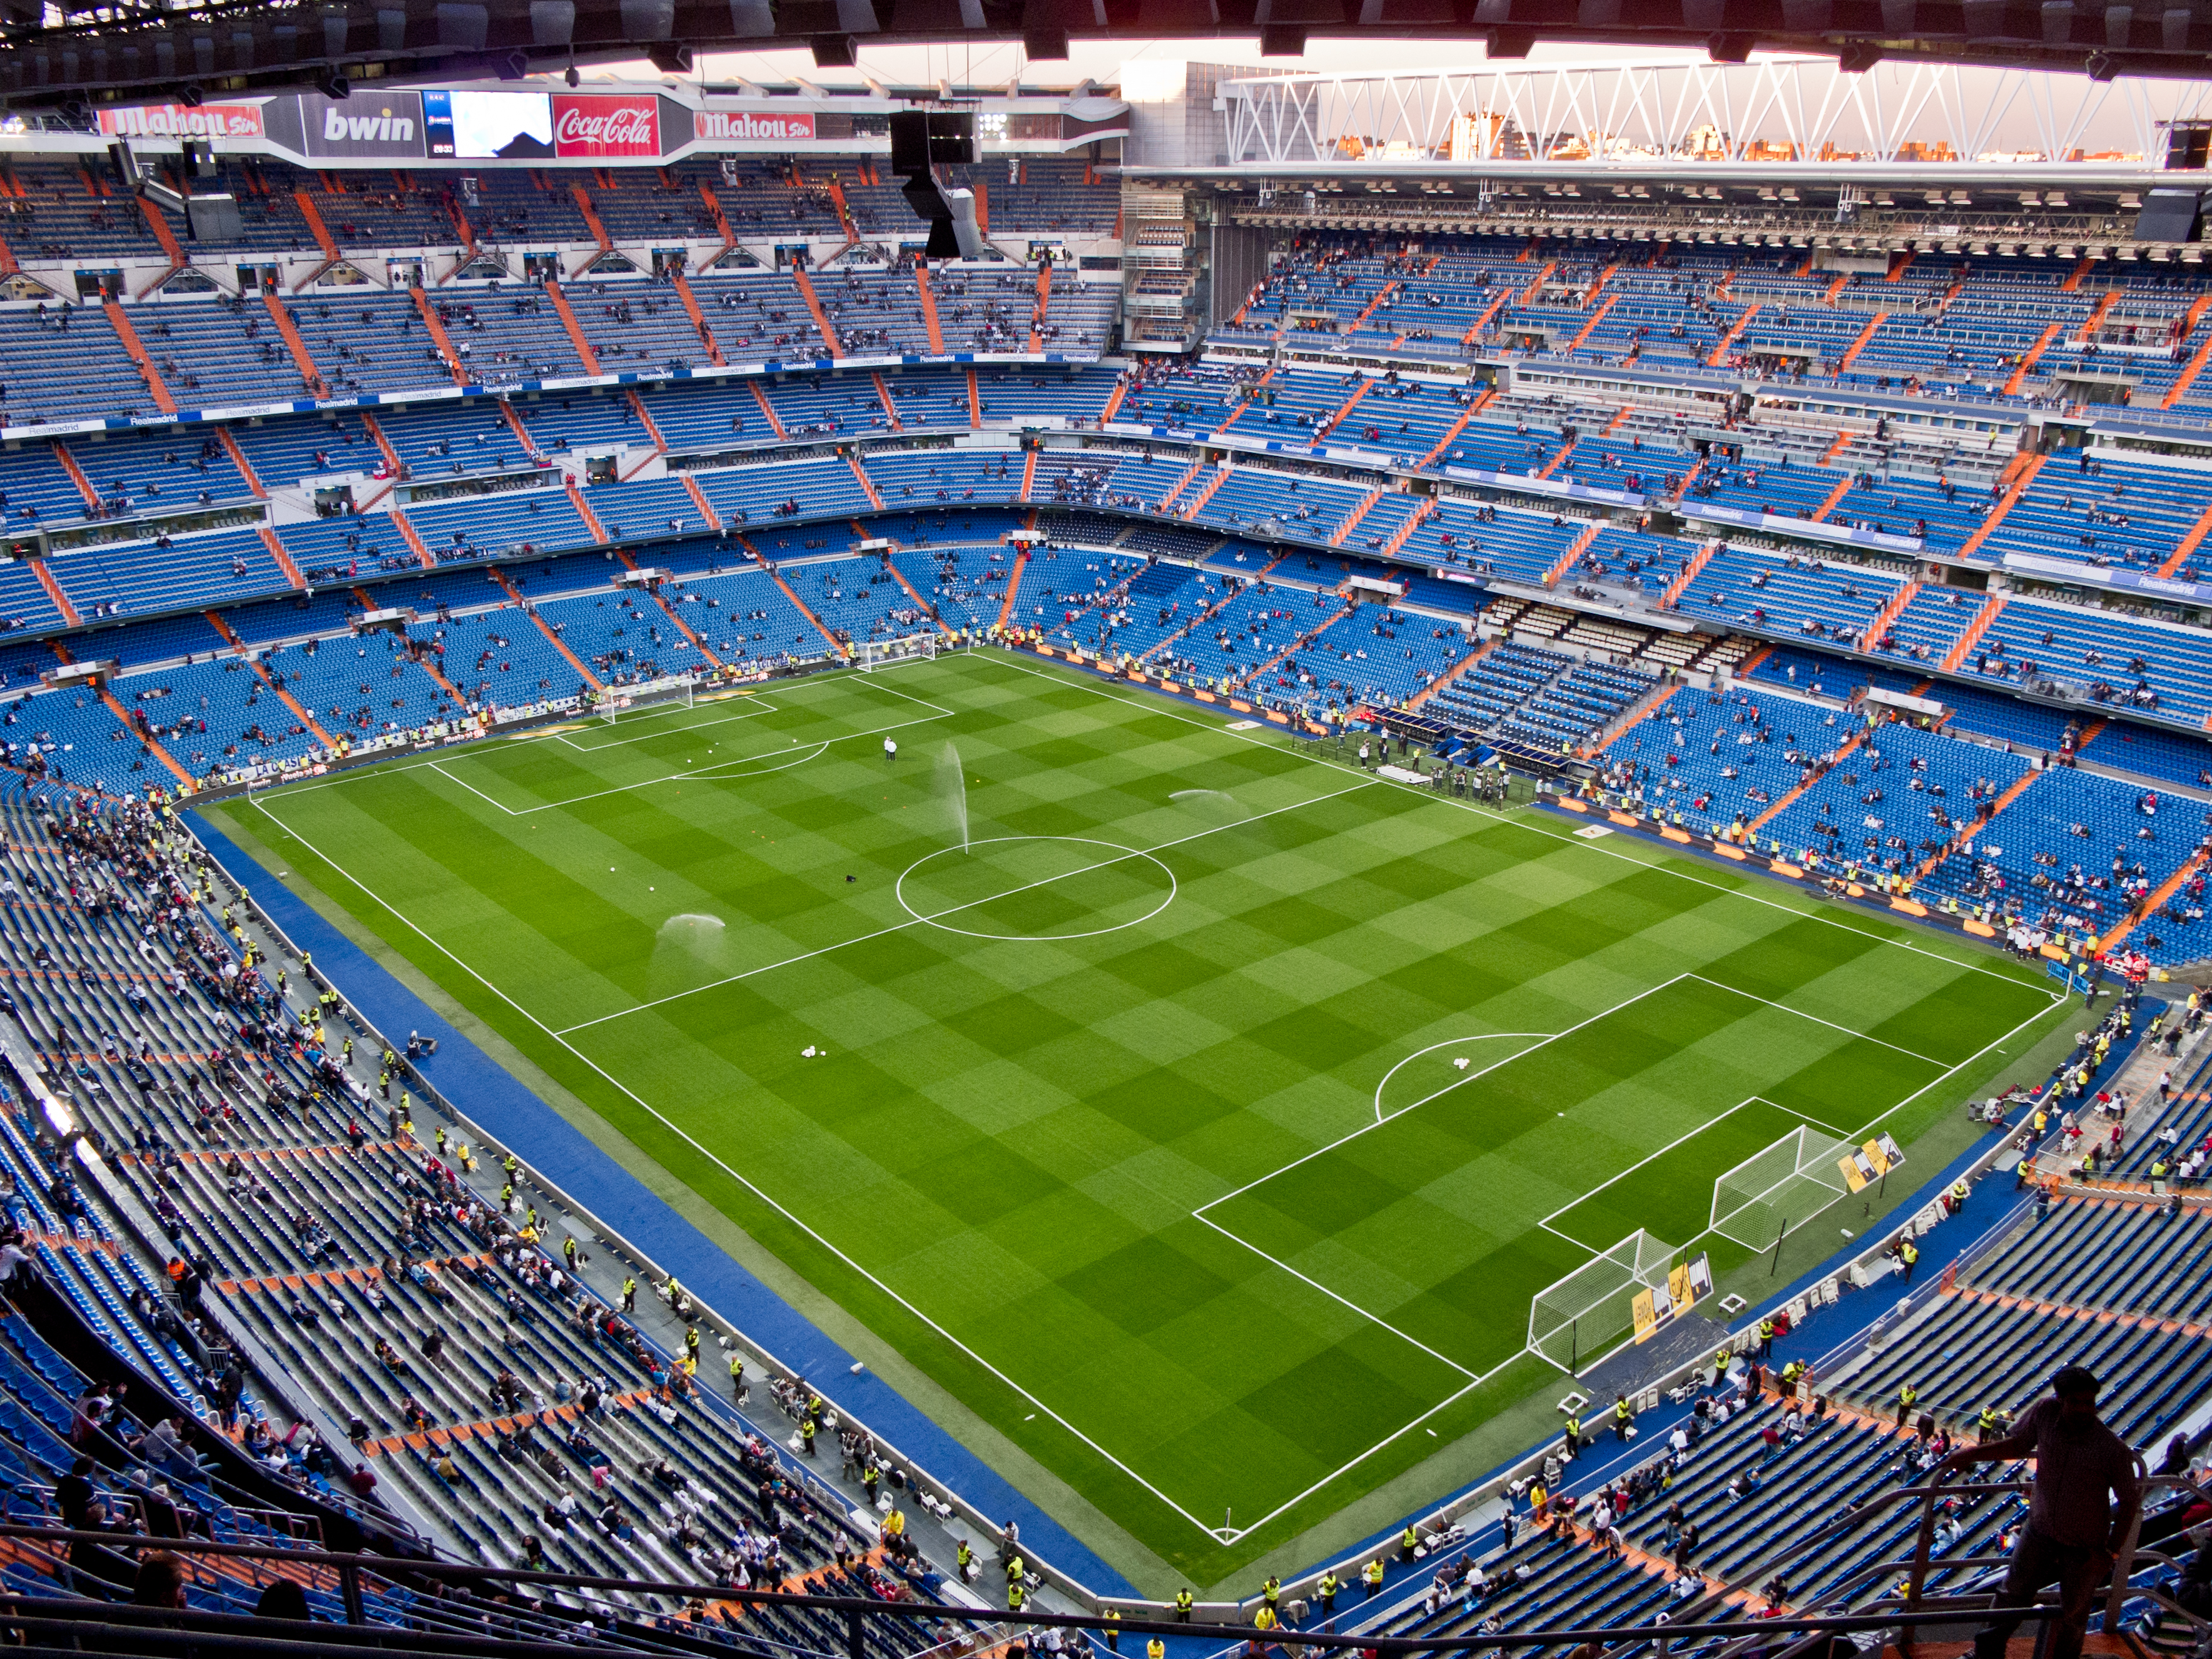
255,1578,310,1620
1937,1366,2141,1659
131,1550,187,1613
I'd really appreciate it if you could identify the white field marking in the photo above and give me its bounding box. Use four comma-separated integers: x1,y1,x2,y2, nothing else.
554,776,1375,1033
429,742,838,816
241,750,458,798
1193,975,1696,1220
241,798,1239,1545
1199,985,2071,1543
553,694,780,753
1371,1033,1550,1125
434,708,949,816
235,665,943,803
895,837,1179,943
1685,973,1950,1067
1533,1094,1818,1249
1189,1210,1482,1381
980,651,2062,1002
238,654,2073,1546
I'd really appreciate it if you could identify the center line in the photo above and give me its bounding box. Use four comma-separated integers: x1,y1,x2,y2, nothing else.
556,777,1375,1033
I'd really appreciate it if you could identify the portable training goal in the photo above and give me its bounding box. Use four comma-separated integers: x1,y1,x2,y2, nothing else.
594,675,696,723
1528,1229,1679,1374
858,634,940,672
1710,1122,1855,1250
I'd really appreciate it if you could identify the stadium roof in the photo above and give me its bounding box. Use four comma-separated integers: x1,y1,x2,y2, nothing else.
8,0,2212,117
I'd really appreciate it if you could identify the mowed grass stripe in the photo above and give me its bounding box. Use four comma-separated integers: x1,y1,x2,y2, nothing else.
220,651,2062,1567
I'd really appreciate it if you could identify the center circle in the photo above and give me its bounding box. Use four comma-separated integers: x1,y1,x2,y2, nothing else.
896,835,1177,941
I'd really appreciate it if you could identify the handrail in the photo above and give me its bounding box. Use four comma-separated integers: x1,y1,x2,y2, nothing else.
0,1523,2078,1650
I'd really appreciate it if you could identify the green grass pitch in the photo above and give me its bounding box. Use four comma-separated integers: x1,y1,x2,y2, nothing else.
203,650,2066,1581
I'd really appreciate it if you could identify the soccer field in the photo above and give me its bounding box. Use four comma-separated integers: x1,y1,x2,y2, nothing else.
203,649,2065,1578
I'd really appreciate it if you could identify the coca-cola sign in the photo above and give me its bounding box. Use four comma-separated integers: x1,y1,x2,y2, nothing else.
696,108,817,144
552,94,660,158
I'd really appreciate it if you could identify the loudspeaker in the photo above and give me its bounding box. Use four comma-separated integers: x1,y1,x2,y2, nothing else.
890,109,930,175
185,193,243,243
900,176,982,259
2168,121,2211,171
2136,186,2203,241
890,108,977,173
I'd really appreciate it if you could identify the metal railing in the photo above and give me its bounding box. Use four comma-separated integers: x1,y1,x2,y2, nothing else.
0,1523,2088,1653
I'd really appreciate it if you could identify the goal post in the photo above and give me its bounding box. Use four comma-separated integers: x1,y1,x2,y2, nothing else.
858,634,940,672
1528,1229,1679,1374
594,674,696,724
1710,1122,1855,1251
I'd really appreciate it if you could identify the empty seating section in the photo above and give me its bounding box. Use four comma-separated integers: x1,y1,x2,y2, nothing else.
1392,498,1581,587
2001,454,2212,577
50,527,293,619
0,307,180,424
370,402,537,475
781,556,933,645
1754,720,2033,875
694,458,870,528
895,544,1023,629
1673,546,1900,647
862,450,1023,509
1603,685,1857,836
2080,721,2212,787
1428,642,1570,734
1966,1200,2212,1323
1964,597,2212,724
1845,1293,2209,1446
1491,658,1658,750
1918,761,2196,942
1869,586,1987,669
403,487,594,562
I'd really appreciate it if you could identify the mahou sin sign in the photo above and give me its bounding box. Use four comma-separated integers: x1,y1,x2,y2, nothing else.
695,108,818,143
551,94,661,158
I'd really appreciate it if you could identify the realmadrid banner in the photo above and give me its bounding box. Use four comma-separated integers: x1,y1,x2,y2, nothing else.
300,91,426,160
552,94,660,158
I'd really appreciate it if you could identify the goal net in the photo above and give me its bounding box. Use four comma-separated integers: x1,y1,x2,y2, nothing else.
1528,1230,1678,1374
594,675,696,724
1710,1122,1855,1250
859,634,939,672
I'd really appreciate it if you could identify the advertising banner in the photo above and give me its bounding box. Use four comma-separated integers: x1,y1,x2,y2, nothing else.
98,103,264,139
300,90,426,160
696,108,818,143
424,89,553,160
552,94,660,158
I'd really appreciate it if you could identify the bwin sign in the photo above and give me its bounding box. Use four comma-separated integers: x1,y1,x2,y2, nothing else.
326,108,416,145
298,90,429,160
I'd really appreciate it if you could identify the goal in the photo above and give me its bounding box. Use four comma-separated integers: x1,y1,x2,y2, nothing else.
594,675,696,724
1710,1122,1855,1251
858,634,939,672
1528,1229,1679,1374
